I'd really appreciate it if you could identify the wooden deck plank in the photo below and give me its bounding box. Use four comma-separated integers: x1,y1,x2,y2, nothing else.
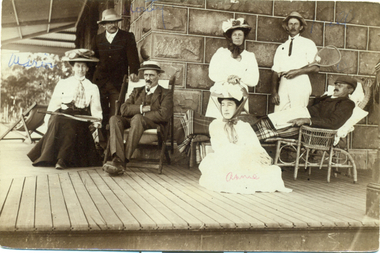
48,174,71,230
110,171,174,230
87,170,141,230
129,168,207,229
0,178,13,214
35,175,53,231
171,166,296,229
153,169,238,229
127,168,193,229
130,168,221,230
96,170,157,231
59,173,89,231
68,172,105,230
77,171,123,230
285,183,367,227
165,167,270,229
161,167,264,229
0,177,24,231
16,176,36,231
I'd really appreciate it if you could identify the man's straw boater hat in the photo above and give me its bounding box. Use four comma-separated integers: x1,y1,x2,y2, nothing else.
282,11,307,32
138,61,165,73
62,49,99,65
97,9,123,24
222,18,252,38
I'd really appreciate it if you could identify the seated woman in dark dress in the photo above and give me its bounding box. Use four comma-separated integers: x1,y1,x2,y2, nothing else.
27,49,103,169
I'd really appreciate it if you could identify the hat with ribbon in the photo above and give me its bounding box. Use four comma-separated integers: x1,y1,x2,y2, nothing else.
138,60,165,73
217,83,245,106
62,49,99,65
97,9,123,24
334,76,357,90
222,18,252,38
282,11,307,32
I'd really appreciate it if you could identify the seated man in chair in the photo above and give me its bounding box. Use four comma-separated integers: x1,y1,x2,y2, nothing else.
254,76,357,140
103,61,173,175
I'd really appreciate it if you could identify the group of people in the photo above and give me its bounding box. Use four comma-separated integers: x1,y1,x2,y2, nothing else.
27,8,359,195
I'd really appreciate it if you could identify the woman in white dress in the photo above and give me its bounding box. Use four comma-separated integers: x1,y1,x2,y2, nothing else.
206,18,260,118
199,84,292,194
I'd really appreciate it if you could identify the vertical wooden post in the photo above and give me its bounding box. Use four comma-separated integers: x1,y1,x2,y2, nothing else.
366,67,380,218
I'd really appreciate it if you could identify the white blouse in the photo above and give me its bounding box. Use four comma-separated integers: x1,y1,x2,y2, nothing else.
45,76,102,123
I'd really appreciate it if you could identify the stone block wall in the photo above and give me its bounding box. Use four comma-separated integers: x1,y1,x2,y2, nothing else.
127,0,380,169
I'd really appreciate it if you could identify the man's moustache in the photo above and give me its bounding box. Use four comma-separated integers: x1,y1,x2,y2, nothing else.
334,89,339,92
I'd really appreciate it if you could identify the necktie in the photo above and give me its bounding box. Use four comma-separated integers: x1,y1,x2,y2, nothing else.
288,38,294,56
74,80,86,109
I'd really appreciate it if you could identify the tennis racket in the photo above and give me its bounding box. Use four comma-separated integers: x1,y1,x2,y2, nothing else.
279,45,342,77
309,45,342,67
39,111,101,122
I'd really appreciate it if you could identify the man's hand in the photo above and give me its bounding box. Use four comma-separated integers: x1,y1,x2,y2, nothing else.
271,92,280,105
227,75,241,85
142,105,151,113
288,118,311,126
89,122,102,132
282,69,300,79
130,73,139,82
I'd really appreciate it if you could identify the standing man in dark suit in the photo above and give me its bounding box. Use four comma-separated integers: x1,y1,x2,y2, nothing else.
91,8,140,143
102,61,173,175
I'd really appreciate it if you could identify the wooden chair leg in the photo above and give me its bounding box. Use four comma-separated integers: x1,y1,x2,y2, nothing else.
304,148,310,174
327,148,334,183
274,140,281,165
294,142,301,181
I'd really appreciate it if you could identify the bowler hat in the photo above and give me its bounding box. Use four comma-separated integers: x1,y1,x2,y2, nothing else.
97,9,123,24
282,11,307,32
334,76,357,90
138,61,165,73
222,18,252,38
62,49,99,66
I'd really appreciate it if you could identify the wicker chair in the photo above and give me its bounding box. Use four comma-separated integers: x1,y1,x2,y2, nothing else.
269,79,372,183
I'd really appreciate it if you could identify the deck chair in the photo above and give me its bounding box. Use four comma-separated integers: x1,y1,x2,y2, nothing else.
268,80,371,183
0,102,47,143
123,75,176,174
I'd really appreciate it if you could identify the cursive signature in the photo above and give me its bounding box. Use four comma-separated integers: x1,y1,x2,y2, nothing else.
226,172,260,182
8,53,57,69
130,0,167,29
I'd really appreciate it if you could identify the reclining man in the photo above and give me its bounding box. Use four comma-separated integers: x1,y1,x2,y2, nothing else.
254,76,357,140
103,61,173,175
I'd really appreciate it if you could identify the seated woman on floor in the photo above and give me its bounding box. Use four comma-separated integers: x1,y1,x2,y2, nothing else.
27,49,103,169
198,84,292,194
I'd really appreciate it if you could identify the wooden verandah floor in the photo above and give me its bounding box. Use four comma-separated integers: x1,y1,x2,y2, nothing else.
0,139,379,251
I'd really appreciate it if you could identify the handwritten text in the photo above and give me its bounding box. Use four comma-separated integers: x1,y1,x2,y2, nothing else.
8,53,57,69
130,0,167,29
226,172,260,182
310,10,355,34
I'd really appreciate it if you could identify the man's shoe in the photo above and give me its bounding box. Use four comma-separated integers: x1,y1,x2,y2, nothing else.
102,157,126,175
55,159,67,170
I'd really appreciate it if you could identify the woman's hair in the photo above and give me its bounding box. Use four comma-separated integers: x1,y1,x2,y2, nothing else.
69,61,91,67
218,97,243,107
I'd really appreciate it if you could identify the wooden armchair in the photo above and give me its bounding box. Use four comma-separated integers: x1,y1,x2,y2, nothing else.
122,75,176,174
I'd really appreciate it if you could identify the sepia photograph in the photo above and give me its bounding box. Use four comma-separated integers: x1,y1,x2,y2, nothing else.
0,0,379,251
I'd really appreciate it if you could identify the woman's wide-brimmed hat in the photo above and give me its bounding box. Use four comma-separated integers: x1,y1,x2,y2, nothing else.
62,49,99,65
97,9,123,24
217,83,244,105
222,18,251,38
138,61,165,73
282,11,307,31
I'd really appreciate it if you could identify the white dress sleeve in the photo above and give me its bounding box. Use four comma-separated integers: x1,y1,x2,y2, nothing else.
45,80,64,123
89,84,103,120
240,51,259,87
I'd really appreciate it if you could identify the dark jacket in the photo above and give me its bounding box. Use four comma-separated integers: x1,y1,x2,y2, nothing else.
308,95,355,129
91,30,140,90
120,85,173,123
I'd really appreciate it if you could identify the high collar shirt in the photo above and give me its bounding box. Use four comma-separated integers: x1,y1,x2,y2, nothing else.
106,30,119,44
45,76,102,123
272,34,318,73
146,84,158,95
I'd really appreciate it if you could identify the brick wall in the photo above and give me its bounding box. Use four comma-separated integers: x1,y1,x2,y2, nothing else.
128,0,380,169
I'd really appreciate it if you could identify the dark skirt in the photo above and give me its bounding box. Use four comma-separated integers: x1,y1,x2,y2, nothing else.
27,114,102,167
